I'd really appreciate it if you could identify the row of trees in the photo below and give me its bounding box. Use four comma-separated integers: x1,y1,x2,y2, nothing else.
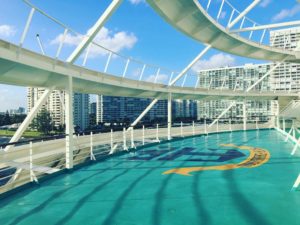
0,112,26,127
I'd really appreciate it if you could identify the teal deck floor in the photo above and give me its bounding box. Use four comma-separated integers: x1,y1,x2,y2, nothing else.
1,130,300,225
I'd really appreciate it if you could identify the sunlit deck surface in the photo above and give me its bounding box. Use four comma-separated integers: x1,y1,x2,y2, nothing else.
1,129,300,225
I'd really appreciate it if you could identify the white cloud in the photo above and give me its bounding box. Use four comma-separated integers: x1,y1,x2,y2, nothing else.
272,5,300,22
50,33,83,46
146,74,169,83
192,53,236,71
0,25,16,38
50,27,137,58
129,0,144,4
259,0,272,8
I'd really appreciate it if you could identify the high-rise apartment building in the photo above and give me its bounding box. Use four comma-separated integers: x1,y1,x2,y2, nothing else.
197,64,272,121
197,27,300,121
27,88,89,130
270,27,300,91
73,93,90,130
96,96,197,124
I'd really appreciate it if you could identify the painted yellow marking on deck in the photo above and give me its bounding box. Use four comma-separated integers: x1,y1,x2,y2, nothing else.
163,144,270,176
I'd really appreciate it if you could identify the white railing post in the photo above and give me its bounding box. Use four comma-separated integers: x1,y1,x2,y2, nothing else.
139,64,146,81
90,132,96,160
156,124,160,142
167,92,172,140
192,121,195,135
217,0,225,21
229,119,232,132
256,118,259,130
29,141,37,183
142,125,145,145
283,118,286,132
154,68,161,83
123,127,128,151
110,129,113,152
131,127,135,149
217,120,219,133
104,52,112,73
20,8,35,47
204,119,208,134
56,28,68,59
122,59,130,78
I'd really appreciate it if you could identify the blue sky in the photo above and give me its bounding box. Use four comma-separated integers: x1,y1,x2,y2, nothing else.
0,0,300,111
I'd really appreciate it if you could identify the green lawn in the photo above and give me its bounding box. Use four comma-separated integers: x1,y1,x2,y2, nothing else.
0,130,43,138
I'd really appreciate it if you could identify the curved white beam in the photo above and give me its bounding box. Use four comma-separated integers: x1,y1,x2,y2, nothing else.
146,0,300,62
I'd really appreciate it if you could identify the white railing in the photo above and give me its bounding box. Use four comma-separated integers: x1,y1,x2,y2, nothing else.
0,120,273,195
8,0,197,87
199,0,291,47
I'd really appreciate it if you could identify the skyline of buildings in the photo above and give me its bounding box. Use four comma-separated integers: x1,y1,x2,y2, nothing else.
24,27,300,128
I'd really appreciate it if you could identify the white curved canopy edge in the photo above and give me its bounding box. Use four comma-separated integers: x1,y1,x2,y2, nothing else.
146,0,300,63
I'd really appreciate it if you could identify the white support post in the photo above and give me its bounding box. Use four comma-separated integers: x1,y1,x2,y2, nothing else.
156,124,160,142
110,129,114,151
180,122,183,137
292,174,300,190
217,120,219,133
229,119,232,132
67,0,123,63
131,127,136,149
227,0,261,29
90,132,96,160
209,102,235,128
65,76,74,169
256,118,259,130
123,127,128,151
5,87,54,151
192,121,195,135
204,119,208,134
283,118,286,132
20,8,35,47
142,125,145,145
167,93,172,140
29,141,38,183
243,100,247,131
